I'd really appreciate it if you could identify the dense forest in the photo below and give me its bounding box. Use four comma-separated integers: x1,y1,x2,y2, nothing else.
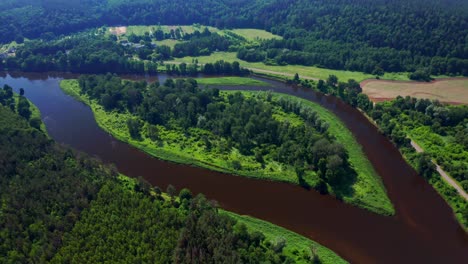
75,74,357,194
1,0,467,75
0,97,309,263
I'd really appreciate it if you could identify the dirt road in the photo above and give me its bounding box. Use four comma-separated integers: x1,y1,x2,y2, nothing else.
410,140,468,201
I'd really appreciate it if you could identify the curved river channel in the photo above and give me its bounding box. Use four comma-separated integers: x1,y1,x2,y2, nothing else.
1,71,467,263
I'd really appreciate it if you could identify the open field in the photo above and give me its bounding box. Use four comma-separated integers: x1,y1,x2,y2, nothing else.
60,80,393,215
361,78,468,104
196,77,270,86
223,211,347,264
169,52,411,82
222,28,282,41
153,39,182,48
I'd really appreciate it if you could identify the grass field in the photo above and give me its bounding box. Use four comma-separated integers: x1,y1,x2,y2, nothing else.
221,29,282,41
60,80,393,215
154,39,182,49
223,211,347,264
169,52,410,82
362,78,468,104
196,77,270,86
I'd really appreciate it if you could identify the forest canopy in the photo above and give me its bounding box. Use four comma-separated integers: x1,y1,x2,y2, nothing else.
0,0,467,75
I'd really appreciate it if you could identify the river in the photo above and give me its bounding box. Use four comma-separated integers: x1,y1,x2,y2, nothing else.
1,71,467,263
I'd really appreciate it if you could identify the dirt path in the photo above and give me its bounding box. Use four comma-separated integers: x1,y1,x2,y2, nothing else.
410,140,468,201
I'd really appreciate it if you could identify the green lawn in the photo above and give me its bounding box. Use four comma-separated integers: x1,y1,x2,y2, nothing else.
222,211,347,264
60,80,394,216
169,52,410,82
196,77,270,86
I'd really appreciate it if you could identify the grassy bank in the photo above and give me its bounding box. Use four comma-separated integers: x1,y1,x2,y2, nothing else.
222,211,347,264
196,77,270,86
60,79,394,215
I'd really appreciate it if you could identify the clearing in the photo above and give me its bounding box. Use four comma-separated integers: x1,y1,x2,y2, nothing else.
361,78,468,104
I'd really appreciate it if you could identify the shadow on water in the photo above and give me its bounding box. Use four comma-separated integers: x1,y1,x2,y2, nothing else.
1,72,467,264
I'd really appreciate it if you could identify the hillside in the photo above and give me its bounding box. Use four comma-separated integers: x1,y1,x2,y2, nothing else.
0,0,466,76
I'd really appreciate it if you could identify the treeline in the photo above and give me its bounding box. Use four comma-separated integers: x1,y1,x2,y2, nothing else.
78,74,357,192
172,32,236,58
1,0,467,76
0,93,308,263
165,60,250,76
1,35,151,74
238,40,468,76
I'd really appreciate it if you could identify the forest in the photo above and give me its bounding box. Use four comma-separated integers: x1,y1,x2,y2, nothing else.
0,96,318,263
0,29,252,77
1,0,467,76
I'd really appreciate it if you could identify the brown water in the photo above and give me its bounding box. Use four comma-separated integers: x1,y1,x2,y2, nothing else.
1,71,467,263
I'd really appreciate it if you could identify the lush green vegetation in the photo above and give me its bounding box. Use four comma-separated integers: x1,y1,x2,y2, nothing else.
1,0,466,77
60,76,393,215
196,77,270,86
364,96,468,228
0,91,345,263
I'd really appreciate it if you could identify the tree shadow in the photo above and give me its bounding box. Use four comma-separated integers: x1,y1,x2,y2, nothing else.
329,168,357,200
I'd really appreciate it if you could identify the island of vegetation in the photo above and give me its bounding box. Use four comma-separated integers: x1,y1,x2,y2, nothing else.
0,89,346,263
60,75,393,215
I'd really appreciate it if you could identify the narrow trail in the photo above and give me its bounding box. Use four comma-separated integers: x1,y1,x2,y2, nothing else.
410,140,468,201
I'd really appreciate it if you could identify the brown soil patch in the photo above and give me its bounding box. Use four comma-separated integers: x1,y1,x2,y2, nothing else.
109,26,127,36
361,78,468,105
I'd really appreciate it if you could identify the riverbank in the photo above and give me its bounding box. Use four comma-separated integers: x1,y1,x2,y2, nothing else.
116,174,347,263
60,79,394,216
358,105,467,229
222,211,348,264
